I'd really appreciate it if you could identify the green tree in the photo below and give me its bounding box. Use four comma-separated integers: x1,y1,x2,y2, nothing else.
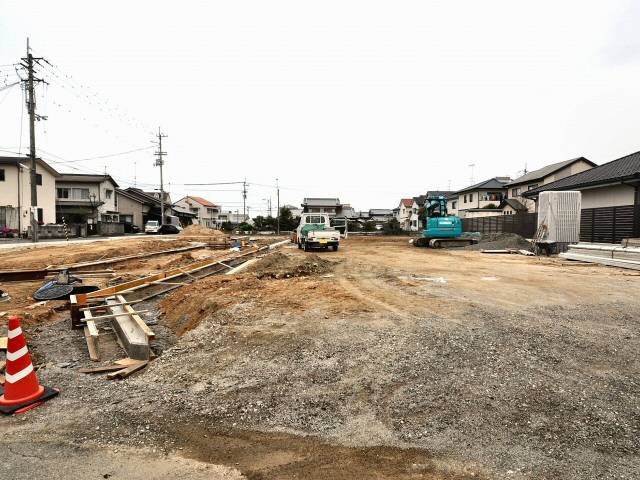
278,206,299,231
383,218,403,235
363,221,377,232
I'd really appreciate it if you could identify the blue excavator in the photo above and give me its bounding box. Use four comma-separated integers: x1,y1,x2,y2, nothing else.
413,195,477,248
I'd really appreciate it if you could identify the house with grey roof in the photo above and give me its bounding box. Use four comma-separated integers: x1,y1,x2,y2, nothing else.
506,157,596,212
523,150,640,210
301,198,344,217
452,177,512,218
55,173,119,226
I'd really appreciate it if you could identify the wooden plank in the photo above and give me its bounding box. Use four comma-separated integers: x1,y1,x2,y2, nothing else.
79,310,150,322
116,295,155,339
83,326,99,362
78,364,129,374
80,300,141,312
106,361,148,380
114,357,143,366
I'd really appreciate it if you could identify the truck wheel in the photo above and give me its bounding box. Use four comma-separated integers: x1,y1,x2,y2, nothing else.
303,242,310,252
297,241,302,249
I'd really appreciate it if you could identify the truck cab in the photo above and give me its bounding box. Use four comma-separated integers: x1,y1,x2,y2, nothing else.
296,214,340,251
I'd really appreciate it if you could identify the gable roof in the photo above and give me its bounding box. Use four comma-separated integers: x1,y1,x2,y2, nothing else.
400,198,413,207
500,198,527,211
118,188,161,206
523,150,640,197
413,195,427,207
369,209,394,215
506,157,596,186
58,173,119,187
0,156,61,177
181,195,217,207
425,190,455,198
456,177,511,194
302,198,341,206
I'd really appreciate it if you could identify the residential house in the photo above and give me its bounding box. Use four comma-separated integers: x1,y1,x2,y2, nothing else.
523,150,640,242
55,173,119,225
453,177,511,218
301,198,344,217
505,157,596,212
409,195,426,231
174,196,220,227
500,198,528,215
369,209,394,223
116,187,169,230
447,193,458,216
523,151,640,208
282,204,302,218
395,198,414,230
0,156,59,233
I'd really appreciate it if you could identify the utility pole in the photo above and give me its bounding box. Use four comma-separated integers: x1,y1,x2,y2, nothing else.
468,163,476,186
242,180,247,221
276,178,280,235
22,38,46,242
154,128,167,225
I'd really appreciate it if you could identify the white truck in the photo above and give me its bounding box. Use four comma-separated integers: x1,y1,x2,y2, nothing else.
295,214,340,251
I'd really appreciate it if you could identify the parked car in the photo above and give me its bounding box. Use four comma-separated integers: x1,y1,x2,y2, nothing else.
124,223,140,234
145,220,160,234
158,224,181,235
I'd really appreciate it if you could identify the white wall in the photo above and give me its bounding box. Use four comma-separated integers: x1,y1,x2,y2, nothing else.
580,184,635,208
0,162,57,231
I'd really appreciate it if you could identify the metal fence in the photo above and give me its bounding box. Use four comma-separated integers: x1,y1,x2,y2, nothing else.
580,204,640,244
462,212,538,238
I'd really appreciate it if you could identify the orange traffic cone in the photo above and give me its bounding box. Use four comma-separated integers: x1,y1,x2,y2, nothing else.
0,316,58,415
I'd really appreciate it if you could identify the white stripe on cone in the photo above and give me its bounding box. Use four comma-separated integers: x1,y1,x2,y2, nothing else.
5,363,34,384
7,327,22,339
6,345,28,362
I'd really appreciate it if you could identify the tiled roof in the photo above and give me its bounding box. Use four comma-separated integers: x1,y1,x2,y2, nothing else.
501,198,527,211
58,173,119,187
400,198,413,207
456,177,511,194
302,198,341,206
425,190,455,198
523,150,640,196
0,156,61,177
506,157,596,186
186,196,217,207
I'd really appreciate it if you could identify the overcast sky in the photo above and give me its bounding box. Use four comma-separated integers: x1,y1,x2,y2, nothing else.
1,0,639,214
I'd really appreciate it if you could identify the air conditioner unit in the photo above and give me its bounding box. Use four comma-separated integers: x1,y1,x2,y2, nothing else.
537,191,581,243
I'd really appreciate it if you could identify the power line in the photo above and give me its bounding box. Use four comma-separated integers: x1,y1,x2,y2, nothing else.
43,145,154,164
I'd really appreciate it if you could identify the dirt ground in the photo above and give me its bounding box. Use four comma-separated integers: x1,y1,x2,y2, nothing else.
1,236,639,479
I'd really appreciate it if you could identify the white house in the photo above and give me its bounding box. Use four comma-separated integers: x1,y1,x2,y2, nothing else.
55,173,120,224
395,198,414,230
174,195,220,227
505,157,596,213
0,156,59,233
452,177,511,218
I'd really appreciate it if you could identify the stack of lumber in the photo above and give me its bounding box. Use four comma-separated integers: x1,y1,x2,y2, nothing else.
560,242,640,270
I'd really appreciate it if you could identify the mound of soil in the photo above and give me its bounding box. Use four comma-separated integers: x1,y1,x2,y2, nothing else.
465,232,531,251
250,252,335,279
180,225,228,241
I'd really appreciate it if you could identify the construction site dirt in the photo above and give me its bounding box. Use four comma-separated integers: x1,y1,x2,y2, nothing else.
1,236,639,479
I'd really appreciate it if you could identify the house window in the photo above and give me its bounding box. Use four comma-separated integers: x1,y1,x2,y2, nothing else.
469,193,473,202
452,201,457,209
0,169,4,181
72,188,90,200
35,173,42,186
105,189,113,200
37,208,43,224
464,195,467,203
310,208,320,213
57,188,70,199
512,187,520,196
528,184,538,191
